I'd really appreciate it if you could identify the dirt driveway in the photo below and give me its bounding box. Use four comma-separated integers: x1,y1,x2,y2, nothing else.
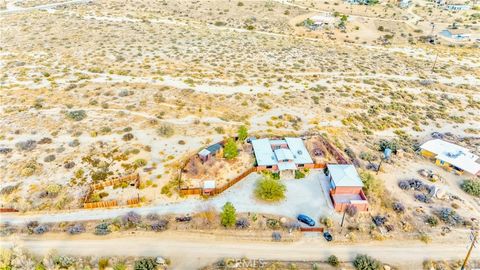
1,170,337,225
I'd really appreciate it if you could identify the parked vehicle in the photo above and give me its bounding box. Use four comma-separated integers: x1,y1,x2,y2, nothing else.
323,231,333,242
297,214,315,227
175,215,192,222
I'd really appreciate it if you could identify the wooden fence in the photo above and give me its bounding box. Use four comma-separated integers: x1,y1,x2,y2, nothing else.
90,172,140,190
212,167,256,195
83,200,117,209
313,163,326,169
300,227,324,232
0,208,19,213
180,167,256,197
317,136,349,164
127,197,140,205
179,188,202,196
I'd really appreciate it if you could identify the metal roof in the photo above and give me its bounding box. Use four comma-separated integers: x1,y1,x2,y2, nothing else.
251,138,277,166
421,139,480,174
274,148,294,161
327,164,364,187
285,137,314,165
278,161,297,171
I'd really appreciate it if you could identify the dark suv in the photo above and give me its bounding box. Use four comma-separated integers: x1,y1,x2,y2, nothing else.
297,214,315,226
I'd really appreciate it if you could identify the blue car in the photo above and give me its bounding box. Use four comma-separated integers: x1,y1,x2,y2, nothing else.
297,214,315,226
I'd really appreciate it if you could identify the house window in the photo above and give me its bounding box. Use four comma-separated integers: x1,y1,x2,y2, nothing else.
439,160,444,165
298,164,304,168
266,165,272,169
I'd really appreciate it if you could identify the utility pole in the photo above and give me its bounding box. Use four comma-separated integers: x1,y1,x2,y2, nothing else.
461,230,478,270
431,51,439,73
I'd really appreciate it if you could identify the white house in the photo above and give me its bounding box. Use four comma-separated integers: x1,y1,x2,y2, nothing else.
420,139,480,176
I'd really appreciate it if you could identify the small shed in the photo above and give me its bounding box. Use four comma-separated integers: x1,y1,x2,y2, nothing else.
203,180,216,195
198,143,222,162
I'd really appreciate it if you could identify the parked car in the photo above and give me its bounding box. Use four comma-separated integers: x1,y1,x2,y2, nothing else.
297,214,315,226
175,215,192,222
323,231,333,242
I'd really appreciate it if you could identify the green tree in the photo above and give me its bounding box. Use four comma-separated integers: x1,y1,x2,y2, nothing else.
237,126,248,142
255,174,286,202
223,138,238,160
220,202,236,227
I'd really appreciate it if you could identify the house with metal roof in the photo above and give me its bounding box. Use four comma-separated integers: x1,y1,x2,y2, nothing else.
420,139,480,176
327,164,369,212
251,137,314,173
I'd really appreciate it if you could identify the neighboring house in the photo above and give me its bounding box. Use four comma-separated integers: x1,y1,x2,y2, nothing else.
198,143,222,162
445,3,471,10
399,0,411,8
327,164,369,212
420,139,480,176
440,29,472,41
251,137,314,174
307,15,336,30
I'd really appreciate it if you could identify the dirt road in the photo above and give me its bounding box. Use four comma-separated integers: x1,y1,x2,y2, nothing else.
1,232,477,269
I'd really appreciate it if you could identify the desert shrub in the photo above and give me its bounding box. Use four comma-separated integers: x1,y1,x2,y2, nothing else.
151,220,169,232
435,208,462,226
55,256,75,268
113,262,127,270
327,255,340,267
294,170,305,179
460,180,480,197
223,138,238,160
378,139,397,153
68,139,80,147
146,213,160,221
283,221,301,231
415,193,432,203
220,202,236,227
33,224,48,235
122,133,134,141
398,180,410,190
67,223,85,235
266,219,281,229
346,204,358,217
66,110,87,121
95,223,111,235
16,140,37,151
353,254,381,270
134,159,147,167
64,161,75,169
26,221,39,233
272,232,281,241
235,218,250,229
134,258,157,270
157,124,174,137
98,258,109,270
43,154,56,162
320,217,334,228
392,202,405,213
372,215,387,227
0,147,13,154
419,233,431,244
122,211,142,228
255,175,286,202
426,216,438,227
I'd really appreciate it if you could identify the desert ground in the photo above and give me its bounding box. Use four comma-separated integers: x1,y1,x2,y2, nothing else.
1,0,480,269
